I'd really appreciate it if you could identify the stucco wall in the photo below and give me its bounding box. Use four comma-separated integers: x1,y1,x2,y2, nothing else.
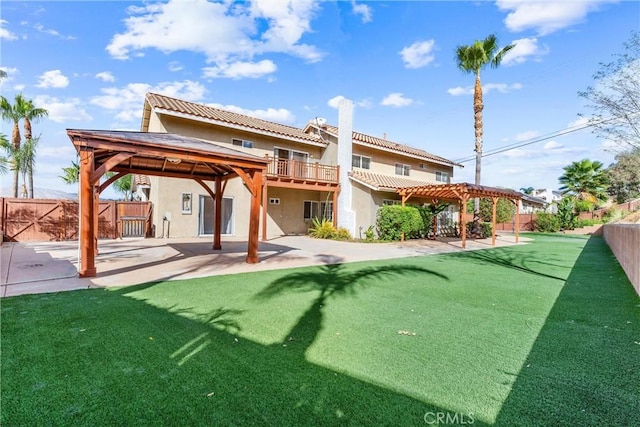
604,224,640,296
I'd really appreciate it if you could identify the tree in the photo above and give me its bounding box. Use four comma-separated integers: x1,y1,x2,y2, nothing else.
15,136,39,198
466,198,515,223
606,148,640,203
0,69,7,80
59,161,80,184
112,173,133,201
0,94,27,197
579,32,639,151
21,99,48,198
519,187,534,195
558,159,608,208
455,34,514,212
0,133,9,175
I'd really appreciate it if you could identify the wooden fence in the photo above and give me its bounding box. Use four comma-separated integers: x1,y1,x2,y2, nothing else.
0,198,153,242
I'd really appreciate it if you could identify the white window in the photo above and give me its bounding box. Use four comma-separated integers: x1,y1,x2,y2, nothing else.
304,200,333,221
382,199,401,206
352,154,371,169
395,163,410,176
419,163,427,170
232,138,254,148
436,171,449,183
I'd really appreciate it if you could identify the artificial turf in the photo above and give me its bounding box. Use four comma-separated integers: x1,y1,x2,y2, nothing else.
1,234,638,426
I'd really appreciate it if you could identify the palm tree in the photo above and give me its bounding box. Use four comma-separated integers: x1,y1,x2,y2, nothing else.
455,34,514,211
0,133,12,175
21,99,48,198
112,174,133,200
519,186,534,195
15,136,39,198
559,159,609,206
0,94,27,197
59,161,80,184
0,69,7,80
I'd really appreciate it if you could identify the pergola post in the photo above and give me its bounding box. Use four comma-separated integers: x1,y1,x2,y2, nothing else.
214,177,223,250
79,148,96,277
491,197,498,246
459,195,469,249
246,170,263,264
332,189,338,227
515,199,520,243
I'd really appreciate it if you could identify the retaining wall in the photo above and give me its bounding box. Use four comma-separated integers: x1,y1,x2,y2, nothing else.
603,224,640,296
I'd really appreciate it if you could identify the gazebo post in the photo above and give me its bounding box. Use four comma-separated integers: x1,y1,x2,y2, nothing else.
246,170,263,264
79,148,96,277
491,197,498,246
214,176,222,250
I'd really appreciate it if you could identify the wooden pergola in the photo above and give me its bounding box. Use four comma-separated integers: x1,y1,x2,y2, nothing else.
67,129,269,278
398,183,523,249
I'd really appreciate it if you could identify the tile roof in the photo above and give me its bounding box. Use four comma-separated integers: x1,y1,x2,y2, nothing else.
349,170,433,192
319,124,460,167
133,174,150,186
145,92,325,146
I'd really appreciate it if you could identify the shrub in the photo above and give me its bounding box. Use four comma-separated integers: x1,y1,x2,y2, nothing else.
576,218,602,227
364,225,375,241
465,221,492,238
602,207,631,223
334,227,352,241
308,217,335,239
534,212,561,232
556,197,578,230
376,205,423,241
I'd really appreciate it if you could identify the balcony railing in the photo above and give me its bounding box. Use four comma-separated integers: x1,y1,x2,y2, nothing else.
265,156,339,184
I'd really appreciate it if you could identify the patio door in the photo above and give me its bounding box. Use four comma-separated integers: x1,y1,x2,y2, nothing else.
199,195,234,235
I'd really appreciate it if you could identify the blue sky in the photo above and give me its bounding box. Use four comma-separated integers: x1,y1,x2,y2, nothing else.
1,0,638,199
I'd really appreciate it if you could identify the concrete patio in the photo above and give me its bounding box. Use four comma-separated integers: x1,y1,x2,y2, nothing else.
1,234,529,297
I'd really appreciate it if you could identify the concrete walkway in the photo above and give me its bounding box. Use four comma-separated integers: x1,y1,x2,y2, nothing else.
1,234,529,297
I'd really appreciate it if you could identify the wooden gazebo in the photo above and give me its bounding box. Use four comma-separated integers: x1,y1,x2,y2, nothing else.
67,129,269,277
397,183,523,249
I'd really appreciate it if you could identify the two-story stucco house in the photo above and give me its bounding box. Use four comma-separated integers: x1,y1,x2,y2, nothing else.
138,92,461,240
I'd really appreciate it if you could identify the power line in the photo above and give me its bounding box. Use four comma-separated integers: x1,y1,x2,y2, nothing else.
453,115,624,164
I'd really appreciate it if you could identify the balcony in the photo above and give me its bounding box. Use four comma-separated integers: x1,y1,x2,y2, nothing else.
265,156,339,187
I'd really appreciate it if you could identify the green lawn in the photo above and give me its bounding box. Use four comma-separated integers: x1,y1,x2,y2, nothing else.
2,234,638,426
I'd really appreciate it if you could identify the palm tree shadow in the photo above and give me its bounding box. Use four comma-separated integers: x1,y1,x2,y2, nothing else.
255,260,448,357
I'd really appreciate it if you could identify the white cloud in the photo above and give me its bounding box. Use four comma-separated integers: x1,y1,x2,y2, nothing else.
95,71,115,82
34,23,75,40
33,95,92,123
327,95,371,109
496,0,616,35
36,70,69,88
502,37,549,66
381,92,414,108
39,145,77,158
447,86,473,96
0,67,19,88
447,82,523,96
567,117,590,128
168,61,184,72
399,40,436,69
202,59,277,79
514,130,539,142
484,82,523,94
107,0,323,75
0,20,17,40
352,1,373,23
90,80,206,122
207,103,295,123
543,140,563,150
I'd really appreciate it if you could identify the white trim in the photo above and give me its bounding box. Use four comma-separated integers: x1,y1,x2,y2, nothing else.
154,107,327,148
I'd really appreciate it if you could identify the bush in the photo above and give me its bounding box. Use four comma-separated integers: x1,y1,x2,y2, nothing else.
465,221,493,238
334,227,352,241
556,197,578,230
364,225,375,242
534,212,561,232
576,218,602,227
376,205,423,241
308,217,335,239
602,207,631,223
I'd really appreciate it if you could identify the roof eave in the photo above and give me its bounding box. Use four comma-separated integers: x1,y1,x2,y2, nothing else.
153,107,327,148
